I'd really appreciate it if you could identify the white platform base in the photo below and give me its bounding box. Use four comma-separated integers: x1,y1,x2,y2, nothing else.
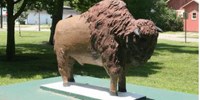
41,82,146,100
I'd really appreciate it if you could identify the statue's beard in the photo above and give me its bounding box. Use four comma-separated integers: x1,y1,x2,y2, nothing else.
128,56,148,67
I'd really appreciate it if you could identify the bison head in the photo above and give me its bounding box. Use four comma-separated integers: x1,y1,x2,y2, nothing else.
127,19,161,66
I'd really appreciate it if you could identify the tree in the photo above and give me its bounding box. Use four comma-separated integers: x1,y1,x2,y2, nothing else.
3,0,64,60
69,0,182,31
5,0,28,61
17,0,64,45
0,0,5,28
69,0,100,12
15,1,28,25
125,0,183,31
49,0,64,45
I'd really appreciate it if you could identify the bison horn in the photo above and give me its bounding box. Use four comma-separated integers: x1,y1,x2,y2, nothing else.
156,26,163,32
133,28,140,36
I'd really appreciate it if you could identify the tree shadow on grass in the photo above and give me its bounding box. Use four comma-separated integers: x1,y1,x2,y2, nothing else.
0,43,59,80
73,61,163,78
0,42,163,80
69,42,198,78
155,43,198,54
1,41,196,81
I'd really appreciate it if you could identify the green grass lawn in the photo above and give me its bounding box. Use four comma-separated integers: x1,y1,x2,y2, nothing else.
0,31,198,94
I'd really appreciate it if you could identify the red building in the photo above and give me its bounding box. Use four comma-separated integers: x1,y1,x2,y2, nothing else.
167,0,199,32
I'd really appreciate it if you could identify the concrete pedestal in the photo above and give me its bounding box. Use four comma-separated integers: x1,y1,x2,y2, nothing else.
41,82,146,100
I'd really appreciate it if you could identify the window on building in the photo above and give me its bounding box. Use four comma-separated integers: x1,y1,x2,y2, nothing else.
191,12,197,20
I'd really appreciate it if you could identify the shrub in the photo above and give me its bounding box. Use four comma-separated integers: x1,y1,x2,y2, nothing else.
69,0,183,31
125,0,183,31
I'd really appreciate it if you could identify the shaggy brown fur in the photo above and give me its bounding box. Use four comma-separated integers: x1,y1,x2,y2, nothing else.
54,0,159,96
81,0,137,73
81,0,158,71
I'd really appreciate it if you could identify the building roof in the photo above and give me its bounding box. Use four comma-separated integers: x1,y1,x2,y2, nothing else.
166,0,198,4
63,6,72,10
181,0,199,8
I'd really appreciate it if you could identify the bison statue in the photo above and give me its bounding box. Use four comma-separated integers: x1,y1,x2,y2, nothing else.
54,0,162,96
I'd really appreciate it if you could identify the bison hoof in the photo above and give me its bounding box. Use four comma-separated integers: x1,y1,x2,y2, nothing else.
63,82,70,87
110,91,118,96
118,88,127,92
68,78,75,82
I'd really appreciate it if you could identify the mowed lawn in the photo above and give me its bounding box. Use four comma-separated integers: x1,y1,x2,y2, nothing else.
0,31,198,94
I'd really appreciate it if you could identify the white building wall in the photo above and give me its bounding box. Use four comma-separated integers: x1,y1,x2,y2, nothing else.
26,10,52,25
26,8,79,25
1,7,79,25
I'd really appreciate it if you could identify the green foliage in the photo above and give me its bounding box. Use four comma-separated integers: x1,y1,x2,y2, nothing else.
69,0,183,31
14,0,28,24
16,12,28,24
64,1,70,6
125,0,183,31
26,0,45,11
0,0,6,7
125,0,156,19
69,0,100,12
26,0,66,15
151,0,183,31
25,0,59,14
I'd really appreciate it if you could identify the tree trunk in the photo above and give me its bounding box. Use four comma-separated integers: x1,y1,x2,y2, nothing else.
6,2,15,61
5,0,27,61
0,5,3,28
49,14,57,45
49,0,64,45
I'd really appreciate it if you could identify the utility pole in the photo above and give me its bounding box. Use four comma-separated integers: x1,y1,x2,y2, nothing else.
183,11,188,43
185,18,187,43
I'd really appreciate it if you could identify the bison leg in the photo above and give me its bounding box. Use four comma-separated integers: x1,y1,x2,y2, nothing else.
118,67,127,92
110,75,118,96
56,48,75,86
67,56,75,82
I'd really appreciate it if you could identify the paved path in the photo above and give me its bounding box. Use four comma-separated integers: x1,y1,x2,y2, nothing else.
0,25,50,32
158,32,198,42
